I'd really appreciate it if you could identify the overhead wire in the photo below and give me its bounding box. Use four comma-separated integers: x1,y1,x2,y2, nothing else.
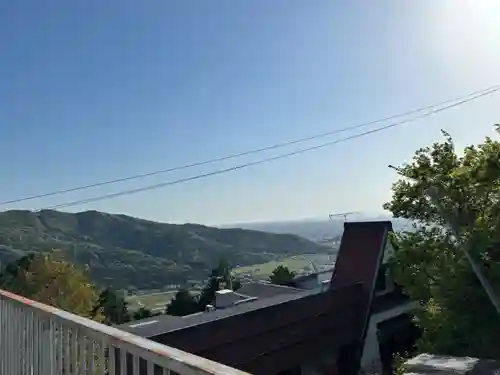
37,85,500,211
3,83,500,206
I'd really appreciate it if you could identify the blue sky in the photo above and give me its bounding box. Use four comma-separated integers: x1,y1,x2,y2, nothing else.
1,0,500,225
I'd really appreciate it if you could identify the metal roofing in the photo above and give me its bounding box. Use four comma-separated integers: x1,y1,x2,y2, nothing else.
215,290,251,306
236,281,303,299
117,288,318,338
292,268,334,285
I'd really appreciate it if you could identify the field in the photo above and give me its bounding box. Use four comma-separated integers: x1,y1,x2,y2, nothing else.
125,291,178,312
126,290,202,312
232,253,334,280
125,253,335,312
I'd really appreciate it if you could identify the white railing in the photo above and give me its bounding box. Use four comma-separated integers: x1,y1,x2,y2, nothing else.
0,289,251,375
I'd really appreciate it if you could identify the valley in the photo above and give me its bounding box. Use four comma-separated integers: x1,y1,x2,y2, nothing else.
0,209,331,292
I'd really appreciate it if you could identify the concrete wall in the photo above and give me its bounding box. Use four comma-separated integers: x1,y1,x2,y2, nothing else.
300,352,339,375
360,301,418,374
403,354,500,375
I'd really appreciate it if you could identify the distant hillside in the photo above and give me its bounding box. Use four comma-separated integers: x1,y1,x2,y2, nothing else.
226,215,413,242
0,210,326,291
229,220,342,243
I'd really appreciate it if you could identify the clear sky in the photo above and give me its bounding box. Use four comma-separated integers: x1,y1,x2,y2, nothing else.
1,0,500,225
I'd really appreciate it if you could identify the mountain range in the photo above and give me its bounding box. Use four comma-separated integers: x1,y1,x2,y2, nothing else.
224,214,412,242
0,210,328,291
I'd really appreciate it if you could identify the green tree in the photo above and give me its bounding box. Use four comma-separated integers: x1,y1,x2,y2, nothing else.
383,131,500,359
269,264,296,285
0,251,102,321
132,307,155,320
166,288,198,316
232,278,242,291
197,258,242,310
0,253,36,289
197,275,221,310
93,288,130,325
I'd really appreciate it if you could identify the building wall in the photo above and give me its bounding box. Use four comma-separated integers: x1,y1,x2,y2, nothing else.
360,302,418,374
292,257,413,375
300,352,339,375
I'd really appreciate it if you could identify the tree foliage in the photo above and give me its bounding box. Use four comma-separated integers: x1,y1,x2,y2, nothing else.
166,288,198,316
0,251,102,321
0,210,324,290
269,264,296,285
197,259,241,311
132,307,156,320
93,288,130,325
383,131,500,358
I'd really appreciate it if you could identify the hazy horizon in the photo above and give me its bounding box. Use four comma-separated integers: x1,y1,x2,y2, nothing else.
219,211,394,227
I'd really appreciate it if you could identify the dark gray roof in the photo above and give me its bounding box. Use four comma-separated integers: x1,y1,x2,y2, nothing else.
216,290,252,305
116,288,318,338
236,282,303,299
292,269,334,284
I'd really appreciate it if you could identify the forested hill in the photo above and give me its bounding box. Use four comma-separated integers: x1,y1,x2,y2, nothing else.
0,210,326,290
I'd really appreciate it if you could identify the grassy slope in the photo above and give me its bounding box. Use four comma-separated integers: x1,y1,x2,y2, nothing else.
0,209,327,290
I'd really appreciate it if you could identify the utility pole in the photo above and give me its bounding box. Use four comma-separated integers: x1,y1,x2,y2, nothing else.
428,186,500,316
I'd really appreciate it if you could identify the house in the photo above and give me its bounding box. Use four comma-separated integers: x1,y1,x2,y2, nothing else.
117,221,418,375
287,245,418,374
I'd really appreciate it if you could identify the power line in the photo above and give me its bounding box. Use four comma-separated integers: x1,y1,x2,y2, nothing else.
3,83,500,207
39,85,500,211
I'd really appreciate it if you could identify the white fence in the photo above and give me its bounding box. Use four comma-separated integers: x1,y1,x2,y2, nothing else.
0,289,250,375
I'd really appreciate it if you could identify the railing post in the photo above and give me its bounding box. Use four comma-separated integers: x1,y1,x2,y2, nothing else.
1,289,252,375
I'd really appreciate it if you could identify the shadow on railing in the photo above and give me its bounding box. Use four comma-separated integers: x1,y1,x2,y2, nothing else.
0,289,251,375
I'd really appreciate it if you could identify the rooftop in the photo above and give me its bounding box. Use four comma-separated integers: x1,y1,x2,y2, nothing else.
119,280,310,337
118,221,395,340
118,286,318,337
287,268,334,286
117,220,394,374
236,281,304,298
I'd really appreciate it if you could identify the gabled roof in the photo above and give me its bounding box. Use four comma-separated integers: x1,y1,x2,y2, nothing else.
117,220,393,375
330,221,392,291
329,220,393,375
